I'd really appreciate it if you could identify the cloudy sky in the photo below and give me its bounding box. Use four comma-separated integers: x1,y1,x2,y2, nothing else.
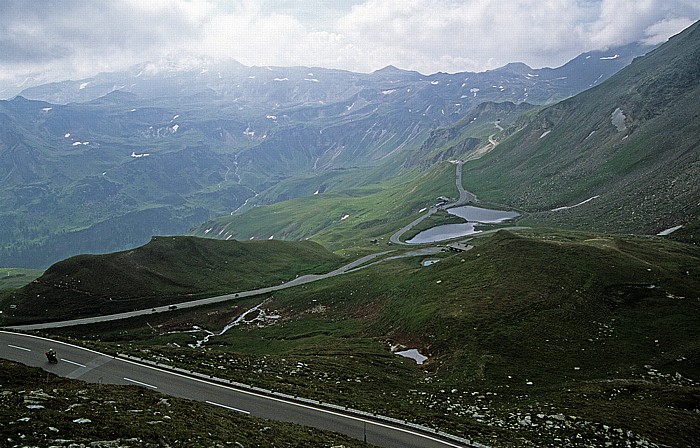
1,0,698,97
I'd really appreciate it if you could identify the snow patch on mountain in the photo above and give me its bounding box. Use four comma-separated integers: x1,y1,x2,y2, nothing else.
611,108,627,132
551,196,600,212
657,225,683,236
394,348,428,365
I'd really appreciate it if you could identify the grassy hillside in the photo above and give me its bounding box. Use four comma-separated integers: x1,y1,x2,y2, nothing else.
403,101,537,169
0,359,374,448
47,229,700,447
460,21,700,240
0,268,42,291
192,161,459,251
0,237,342,323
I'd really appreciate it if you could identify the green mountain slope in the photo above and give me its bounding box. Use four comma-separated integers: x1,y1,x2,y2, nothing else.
1,237,342,323
191,162,460,250
460,21,700,239
403,101,537,169
47,229,700,447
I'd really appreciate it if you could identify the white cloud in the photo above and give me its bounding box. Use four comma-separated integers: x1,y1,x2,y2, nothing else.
642,17,697,45
335,0,591,72
0,0,698,96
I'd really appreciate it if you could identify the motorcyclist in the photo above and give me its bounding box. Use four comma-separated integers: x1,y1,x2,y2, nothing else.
45,348,57,363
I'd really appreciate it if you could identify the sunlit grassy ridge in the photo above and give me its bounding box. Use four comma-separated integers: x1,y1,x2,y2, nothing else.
191,162,458,251
0,268,42,291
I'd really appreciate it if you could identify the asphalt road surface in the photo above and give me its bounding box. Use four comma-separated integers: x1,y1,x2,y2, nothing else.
1,331,482,448
5,252,391,331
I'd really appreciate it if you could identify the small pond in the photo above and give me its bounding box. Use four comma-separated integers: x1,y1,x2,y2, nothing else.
406,205,519,244
448,205,520,223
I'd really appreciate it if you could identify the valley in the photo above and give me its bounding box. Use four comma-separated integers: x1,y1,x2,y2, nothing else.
0,42,651,269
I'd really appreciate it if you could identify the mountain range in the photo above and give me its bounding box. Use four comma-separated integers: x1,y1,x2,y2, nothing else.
190,23,699,247
0,42,652,268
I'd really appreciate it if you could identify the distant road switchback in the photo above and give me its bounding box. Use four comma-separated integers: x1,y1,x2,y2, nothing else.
390,162,476,245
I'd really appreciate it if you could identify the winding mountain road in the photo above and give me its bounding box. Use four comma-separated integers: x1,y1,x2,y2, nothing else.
6,158,482,330
390,162,476,245
1,331,483,448
5,252,390,331
0,153,499,447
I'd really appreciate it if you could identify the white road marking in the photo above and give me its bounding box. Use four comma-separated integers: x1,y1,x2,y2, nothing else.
63,359,87,368
1,331,477,448
8,344,31,351
128,361,470,448
123,377,158,389
206,400,250,415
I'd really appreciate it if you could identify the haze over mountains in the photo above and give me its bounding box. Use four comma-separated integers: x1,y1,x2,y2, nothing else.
0,42,652,268
191,24,699,246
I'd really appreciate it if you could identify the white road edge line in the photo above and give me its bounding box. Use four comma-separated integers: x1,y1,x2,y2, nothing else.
8,344,31,351
0,331,472,448
206,400,250,415
63,359,87,368
123,377,158,389
116,360,468,448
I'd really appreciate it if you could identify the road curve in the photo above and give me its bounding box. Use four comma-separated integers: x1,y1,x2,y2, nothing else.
6,162,479,330
1,331,484,448
390,162,476,245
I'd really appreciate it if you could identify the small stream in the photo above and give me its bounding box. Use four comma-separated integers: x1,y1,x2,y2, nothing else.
189,302,271,348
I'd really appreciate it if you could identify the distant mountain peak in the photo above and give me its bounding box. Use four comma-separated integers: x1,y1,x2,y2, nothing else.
497,62,533,73
373,65,404,74
371,65,424,80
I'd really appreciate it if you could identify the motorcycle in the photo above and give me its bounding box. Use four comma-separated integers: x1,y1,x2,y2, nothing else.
45,350,58,364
